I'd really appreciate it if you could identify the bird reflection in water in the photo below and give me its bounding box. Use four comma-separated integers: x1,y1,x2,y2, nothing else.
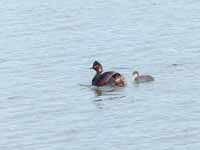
92,86,123,97
94,88,102,96
92,86,126,109
79,84,125,108
93,86,119,97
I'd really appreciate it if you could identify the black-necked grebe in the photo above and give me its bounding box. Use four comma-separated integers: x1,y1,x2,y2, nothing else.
90,61,125,87
132,71,154,83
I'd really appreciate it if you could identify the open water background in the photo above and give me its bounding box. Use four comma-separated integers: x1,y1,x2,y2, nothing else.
0,0,200,149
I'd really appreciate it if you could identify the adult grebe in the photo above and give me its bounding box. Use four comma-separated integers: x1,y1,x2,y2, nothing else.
90,61,125,87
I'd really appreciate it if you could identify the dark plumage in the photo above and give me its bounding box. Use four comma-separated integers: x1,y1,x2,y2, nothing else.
90,61,125,87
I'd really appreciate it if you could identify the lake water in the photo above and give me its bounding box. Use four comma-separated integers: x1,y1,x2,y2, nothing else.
0,0,200,149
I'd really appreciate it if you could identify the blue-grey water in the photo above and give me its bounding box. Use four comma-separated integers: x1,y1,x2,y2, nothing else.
1,0,200,149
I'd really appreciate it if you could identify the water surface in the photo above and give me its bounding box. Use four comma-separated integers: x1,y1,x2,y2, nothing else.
0,0,200,149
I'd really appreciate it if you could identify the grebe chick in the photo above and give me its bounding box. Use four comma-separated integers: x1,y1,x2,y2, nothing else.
132,71,154,83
